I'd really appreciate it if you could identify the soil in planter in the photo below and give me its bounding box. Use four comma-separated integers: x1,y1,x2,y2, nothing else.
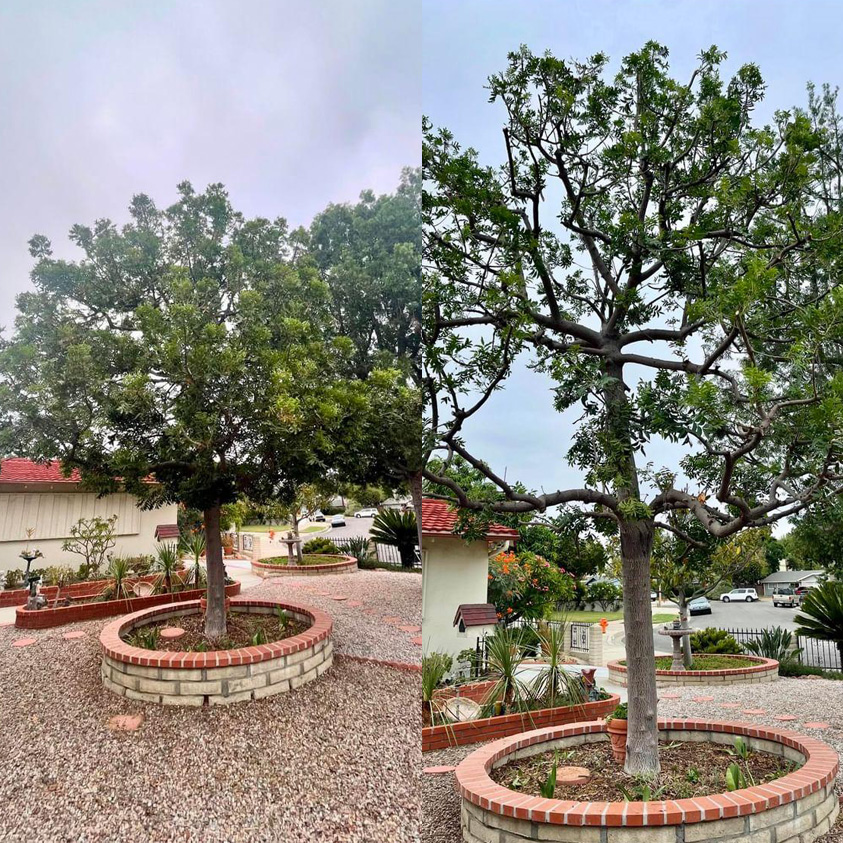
618,655,764,671
490,739,798,801
124,610,309,652
260,554,348,567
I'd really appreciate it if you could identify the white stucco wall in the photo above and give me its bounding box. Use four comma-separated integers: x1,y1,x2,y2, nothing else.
421,535,491,659
0,491,179,573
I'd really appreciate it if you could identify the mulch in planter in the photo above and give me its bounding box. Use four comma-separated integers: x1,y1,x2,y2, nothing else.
123,610,309,652
489,739,798,802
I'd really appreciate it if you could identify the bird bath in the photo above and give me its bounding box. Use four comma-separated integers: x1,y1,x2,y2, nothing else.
279,532,303,565
658,623,693,670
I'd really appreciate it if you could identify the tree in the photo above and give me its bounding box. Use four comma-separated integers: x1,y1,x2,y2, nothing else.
423,44,843,775
275,483,333,562
0,183,382,639
783,497,843,576
61,515,118,579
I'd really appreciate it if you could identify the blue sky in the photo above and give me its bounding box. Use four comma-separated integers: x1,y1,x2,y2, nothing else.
423,0,843,511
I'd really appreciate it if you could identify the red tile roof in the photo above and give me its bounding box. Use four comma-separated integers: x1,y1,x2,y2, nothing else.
421,498,519,540
0,458,81,484
453,603,499,628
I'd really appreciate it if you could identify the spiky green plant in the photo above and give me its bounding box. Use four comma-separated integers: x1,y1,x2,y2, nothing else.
481,626,529,716
152,542,180,593
529,622,586,710
743,627,802,667
342,535,374,568
106,556,132,600
370,509,418,567
795,581,843,666
422,652,452,725
180,531,207,589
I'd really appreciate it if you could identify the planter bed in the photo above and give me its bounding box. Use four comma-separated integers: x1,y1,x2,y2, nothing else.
423,692,619,752
251,553,357,578
608,654,779,687
457,719,839,843
16,581,241,629
100,598,333,706
0,572,174,608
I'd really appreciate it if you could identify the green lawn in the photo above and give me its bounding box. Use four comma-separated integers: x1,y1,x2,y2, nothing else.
242,524,325,534
550,609,678,624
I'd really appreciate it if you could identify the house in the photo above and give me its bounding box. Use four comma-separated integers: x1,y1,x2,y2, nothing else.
756,569,826,596
421,498,518,659
380,495,413,512
0,458,179,574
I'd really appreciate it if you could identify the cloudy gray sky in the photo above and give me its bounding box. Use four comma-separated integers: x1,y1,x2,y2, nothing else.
424,0,843,517
0,0,419,326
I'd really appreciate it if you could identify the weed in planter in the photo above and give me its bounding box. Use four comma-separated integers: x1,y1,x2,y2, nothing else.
620,778,667,802
725,763,747,791
539,751,559,799
686,767,701,784
251,627,268,646
726,736,756,786
130,625,162,650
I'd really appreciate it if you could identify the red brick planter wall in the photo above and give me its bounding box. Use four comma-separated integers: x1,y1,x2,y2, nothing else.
100,598,333,706
433,680,498,705
423,693,619,752
251,554,357,578
608,654,779,687
16,581,241,629
0,572,176,608
457,719,839,843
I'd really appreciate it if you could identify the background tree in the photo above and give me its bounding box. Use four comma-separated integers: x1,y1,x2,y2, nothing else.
0,183,382,639
781,498,843,576
274,483,333,561
424,44,843,775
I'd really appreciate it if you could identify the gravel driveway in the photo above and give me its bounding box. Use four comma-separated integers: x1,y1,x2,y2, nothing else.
0,570,421,843
422,676,843,843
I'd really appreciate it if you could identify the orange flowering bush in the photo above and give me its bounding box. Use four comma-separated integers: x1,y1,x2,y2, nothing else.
487,550,575,624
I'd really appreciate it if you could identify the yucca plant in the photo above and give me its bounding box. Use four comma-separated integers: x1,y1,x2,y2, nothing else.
481,626,530,716
743,626,802,667
795,581,843,665
343,535,374,568
180,531,207,589
529,623,586,710
152,542,180,593
370,509,418,567
422,652,452,724
106,556,133,600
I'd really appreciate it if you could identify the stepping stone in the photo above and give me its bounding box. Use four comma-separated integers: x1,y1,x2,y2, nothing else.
160,627,185,640
692,696,714,703
62,631,86,640
774,715,797,722
410,636,423,646
743,709,766,715
557,766,591,785
382,616,402,624
720,703,741,709
330,596,348,601
803,722,830,730
659,693,680,700
11,638,37,648
107,714,144,732
423,766,456,775
316,591,331,596
347,601,363,607
398,625,422,633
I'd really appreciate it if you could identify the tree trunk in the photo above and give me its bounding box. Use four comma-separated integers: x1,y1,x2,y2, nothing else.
679,596,693,668
292,513,303,563
409,470,423,552
204,503,227,640
619,519,660,777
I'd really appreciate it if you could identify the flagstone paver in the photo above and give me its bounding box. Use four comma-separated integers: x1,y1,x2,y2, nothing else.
774,714,797,721
62,631,86,640
398,625,421,633
107,713,144,731
692,695,714,702
11,638,37,648
804,722,831,729
743,708,766,715
423,765,456,775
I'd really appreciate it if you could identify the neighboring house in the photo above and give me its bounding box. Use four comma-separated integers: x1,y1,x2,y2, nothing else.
421,498,518,659
0,458,179,574
380,496,413,512
756,569,826,596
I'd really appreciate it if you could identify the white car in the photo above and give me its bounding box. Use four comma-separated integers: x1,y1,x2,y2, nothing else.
720,588,758,603
355,508,378,518
688,596,712,615
330,514,346,528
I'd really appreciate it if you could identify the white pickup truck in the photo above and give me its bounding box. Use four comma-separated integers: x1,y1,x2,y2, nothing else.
772,587,800,608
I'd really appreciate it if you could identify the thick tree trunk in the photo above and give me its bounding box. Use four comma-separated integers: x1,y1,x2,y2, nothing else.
409,470,423,551
204,503,227,640
619,519,660,777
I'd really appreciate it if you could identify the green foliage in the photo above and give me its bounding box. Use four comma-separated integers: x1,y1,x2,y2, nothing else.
607,702,628,722
725,763,747,792
539,751,559,799
620,779,667,802
61,516,118,580
301,537,340,555
785,499,843,575
488,550,575,623
481,626,530,715
3,569,25,589
518,520,607,578
689,628,742,654
777,662,843,679
130,625,161,651
795,582,843,658
743,627,801,666
105,556,132,600
585,580,622,611
422,652,453,703
152,542,180,594
370,509,418,567
180,531,207,589
528,623,586,711
340,535,373,567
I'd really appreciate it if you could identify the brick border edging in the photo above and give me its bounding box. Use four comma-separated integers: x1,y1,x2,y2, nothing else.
15,581,241,629
423,694,620,752
608,654,779,686
456,719,839,833
250,554,358,577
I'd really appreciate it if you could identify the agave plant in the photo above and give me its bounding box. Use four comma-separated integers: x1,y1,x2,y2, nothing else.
370,509,418,567
743,626,802,667
529,623,586,710
342,535,373,568
152,542,180,593
106,556,133,601
180,531,207,589
482,626,530,716
795,581,843,664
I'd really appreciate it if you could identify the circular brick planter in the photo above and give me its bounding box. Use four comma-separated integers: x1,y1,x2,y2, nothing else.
100,598,333,706
250,553,357,578
457,719,839,843
608,654,779,687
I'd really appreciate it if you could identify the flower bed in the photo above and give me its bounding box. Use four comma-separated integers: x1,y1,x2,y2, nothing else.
457,719,839,843
423,692,619,752
0,573,168,608
251,553,357,578
608,654,779,687
100,598,333,706
15,581,241,629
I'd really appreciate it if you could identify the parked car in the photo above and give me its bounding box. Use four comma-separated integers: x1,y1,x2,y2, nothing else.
330,514,346,528
688,596,712,615
772,587,800,608
311,511,326,522
355,508,378,518
795,585,816,597
720,588,758,603
650,590,657,601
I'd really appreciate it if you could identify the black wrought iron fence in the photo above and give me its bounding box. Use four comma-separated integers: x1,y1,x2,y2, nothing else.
329,537,421,569
719,627,842,672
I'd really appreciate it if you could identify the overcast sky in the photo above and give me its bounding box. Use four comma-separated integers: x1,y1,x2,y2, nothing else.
423,0,843,519
0,0,419,327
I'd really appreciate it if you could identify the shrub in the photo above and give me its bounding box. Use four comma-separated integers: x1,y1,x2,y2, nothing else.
3,569,25,589
742,627,801,666
795,582,843,665
607,701,628,722
778,662,843,680
302,537,340,555
689,627,742,654
125,555,154,576
61,515,118,579
488,550,575,623
370,509,418,567
340,535,374,568
586,580,622,611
